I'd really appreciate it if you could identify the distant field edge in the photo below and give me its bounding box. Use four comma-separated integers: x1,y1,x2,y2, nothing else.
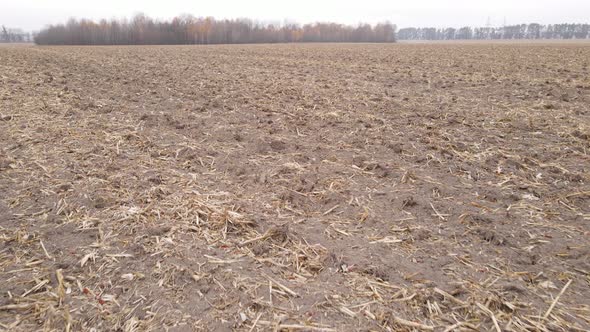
398,39,590,44
33,41,398,46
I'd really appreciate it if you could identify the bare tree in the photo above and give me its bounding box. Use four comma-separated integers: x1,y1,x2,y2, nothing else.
0,25,29,43
1,26,8,42
397,23,590,40
34,15,397,45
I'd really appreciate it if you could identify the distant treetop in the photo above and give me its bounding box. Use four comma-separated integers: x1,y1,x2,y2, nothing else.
1,25,31,43
397,23,590,40
34,14,397,45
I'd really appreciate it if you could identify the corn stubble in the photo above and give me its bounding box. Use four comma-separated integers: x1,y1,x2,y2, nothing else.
0,42,589,331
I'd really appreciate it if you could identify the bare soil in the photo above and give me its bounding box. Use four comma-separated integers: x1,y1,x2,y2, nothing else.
0,43,589,331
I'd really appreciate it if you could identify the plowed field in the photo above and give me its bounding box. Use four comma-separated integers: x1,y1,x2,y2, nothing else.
1,43,589,331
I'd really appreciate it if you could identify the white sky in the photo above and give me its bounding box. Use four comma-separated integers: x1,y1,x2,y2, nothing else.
2,0,589,32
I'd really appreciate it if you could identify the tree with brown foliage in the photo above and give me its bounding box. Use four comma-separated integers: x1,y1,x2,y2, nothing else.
34,14,397,45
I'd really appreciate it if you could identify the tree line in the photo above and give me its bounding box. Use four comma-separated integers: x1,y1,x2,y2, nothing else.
1,26,31,43
34,14,396,45
398,23,590,40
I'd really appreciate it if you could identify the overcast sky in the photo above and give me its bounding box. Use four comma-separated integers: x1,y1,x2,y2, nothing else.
2,0,590,32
